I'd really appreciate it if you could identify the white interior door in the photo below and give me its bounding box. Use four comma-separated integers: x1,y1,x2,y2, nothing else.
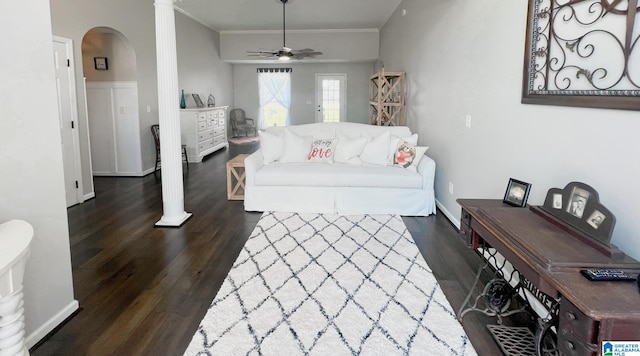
316,74,346,123
53,37,83,207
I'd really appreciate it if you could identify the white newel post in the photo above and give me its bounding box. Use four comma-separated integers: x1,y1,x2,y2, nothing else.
154,0,192,227
0,220,34,356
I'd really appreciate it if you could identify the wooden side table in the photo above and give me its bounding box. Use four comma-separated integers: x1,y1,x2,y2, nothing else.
226,154,249,200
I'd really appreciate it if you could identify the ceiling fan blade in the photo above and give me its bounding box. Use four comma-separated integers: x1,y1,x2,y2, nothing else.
247,0,322,60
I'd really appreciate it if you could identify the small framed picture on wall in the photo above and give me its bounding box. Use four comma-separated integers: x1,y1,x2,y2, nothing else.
94,57,108,70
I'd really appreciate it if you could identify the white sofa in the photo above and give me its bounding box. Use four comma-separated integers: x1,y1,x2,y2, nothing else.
244,122,436,216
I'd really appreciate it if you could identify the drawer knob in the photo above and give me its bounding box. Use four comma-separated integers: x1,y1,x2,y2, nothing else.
565,341,575,350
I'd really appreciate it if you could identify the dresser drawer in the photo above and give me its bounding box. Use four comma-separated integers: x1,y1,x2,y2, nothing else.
198,130,213,142
213,127,224,136
213,136,226,146
218,117,225,126
197,120,207,132
198,139,214,152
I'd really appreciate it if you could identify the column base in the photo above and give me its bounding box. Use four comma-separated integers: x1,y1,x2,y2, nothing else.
155,212,192,227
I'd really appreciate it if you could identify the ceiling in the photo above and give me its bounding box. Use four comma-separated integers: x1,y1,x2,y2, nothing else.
174,0,403,31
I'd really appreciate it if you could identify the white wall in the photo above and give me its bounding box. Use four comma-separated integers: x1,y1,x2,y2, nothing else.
380,0,640,260
176,12,233,110
0,0,77,347
233,63,372,126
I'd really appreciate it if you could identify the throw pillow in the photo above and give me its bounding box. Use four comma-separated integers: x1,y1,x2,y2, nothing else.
360,131,390,165
307,138,337,164
258,130,283,164
334,134,367,164
393,140,429,172
388,134,419,165
279,128,313,163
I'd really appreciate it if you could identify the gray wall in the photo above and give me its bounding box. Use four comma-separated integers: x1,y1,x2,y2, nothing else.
1,0,76,346
233,63,372,126
50,1,233,193
380,0,640,260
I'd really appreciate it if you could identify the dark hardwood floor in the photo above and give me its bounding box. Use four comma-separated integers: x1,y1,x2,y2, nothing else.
31,142,511,356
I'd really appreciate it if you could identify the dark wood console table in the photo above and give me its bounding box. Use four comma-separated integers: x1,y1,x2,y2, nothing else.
458,199,640,356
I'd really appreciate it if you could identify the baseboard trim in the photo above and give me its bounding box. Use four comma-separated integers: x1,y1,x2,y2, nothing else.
83,192,95,201
26,300,79,349
435,199,461,230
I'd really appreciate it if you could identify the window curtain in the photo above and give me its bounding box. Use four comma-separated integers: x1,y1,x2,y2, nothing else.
258,68,291,129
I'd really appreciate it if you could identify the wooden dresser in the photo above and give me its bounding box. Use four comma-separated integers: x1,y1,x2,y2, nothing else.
180,106,228,162
458,199,640,356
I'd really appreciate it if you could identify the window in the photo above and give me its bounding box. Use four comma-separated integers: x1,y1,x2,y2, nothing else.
258,68,291,128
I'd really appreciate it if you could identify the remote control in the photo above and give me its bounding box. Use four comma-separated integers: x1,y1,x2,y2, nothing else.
581,269,637,281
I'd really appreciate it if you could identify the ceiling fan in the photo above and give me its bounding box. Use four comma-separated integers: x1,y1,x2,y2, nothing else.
246,0,323,61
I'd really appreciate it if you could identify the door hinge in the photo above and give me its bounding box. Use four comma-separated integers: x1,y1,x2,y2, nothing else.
67,59,70,67
75,181,79,189
71,121,75,129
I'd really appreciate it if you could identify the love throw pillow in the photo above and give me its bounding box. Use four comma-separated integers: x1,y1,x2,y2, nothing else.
307,138,337,163
393,140,429,172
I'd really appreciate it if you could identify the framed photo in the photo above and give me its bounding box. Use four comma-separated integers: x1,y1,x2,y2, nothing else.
566,186,590,219
94,57,108,70
503,178,531,207
192,94,204,107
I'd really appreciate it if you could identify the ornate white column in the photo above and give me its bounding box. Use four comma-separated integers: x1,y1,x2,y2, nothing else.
154,0,192,226
0,220,34,356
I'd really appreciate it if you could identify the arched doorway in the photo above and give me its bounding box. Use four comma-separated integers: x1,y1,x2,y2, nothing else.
82,27,143,176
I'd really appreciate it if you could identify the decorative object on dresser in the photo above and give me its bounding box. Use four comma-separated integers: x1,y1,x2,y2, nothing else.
179,106,229,163
150,124,188,175
229,108,257,137
180,89,186,109
369,71,405,126
207,94,215,108
183,212,476,356
457,195,640,356
502,178,531,207
192,93,204,108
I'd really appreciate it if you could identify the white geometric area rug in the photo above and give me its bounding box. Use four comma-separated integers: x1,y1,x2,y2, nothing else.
184,212,477,356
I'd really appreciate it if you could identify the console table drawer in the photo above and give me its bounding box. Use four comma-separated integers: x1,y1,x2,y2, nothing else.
558,332,597,356
559,300,598,343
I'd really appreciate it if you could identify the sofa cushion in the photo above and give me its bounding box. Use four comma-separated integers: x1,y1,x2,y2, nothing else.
334,133,367,164
393,141,429,172
254,163,423,189
360,131,390,165
389,134,418,165
258,130,282,164
280,128,313,163
306,138,336,164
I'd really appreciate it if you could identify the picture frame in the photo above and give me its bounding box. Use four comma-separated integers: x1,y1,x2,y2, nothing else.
94,57,108,71
503,178,531,207
192,94,204,108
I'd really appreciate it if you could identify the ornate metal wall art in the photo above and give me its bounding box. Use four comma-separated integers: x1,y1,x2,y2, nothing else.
522,0,640,110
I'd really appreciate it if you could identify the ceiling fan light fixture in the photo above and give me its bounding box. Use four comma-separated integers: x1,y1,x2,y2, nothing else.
278,54,290,61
